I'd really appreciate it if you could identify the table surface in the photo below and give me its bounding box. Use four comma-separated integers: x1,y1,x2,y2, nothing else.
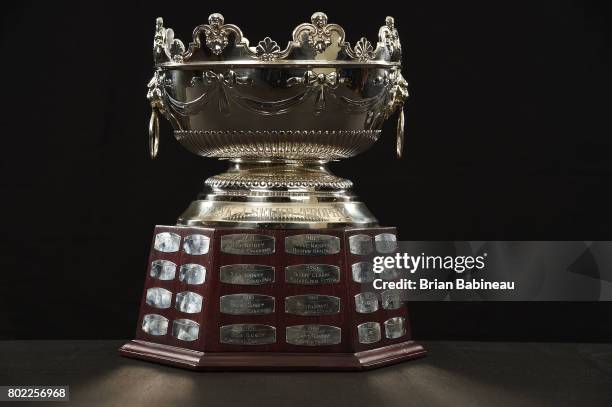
0,340,611,406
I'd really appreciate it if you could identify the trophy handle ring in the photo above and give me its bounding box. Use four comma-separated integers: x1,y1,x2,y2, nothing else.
149,108,160,159
396,104,404,159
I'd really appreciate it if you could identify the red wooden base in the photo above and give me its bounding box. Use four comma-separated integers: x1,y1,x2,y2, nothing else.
120,339,426,371
119,225,426,371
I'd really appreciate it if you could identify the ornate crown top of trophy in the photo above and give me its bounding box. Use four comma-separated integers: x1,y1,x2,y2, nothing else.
147,12,408,229
121,11,424,371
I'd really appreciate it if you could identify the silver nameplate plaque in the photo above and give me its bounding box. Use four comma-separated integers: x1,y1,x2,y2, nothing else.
179,263,206,285
220,324,276,345
142,314,168,336
286,325,341,346
220,234,275,255
357,322,381,344
375,233,398,253
351,262,375,283
384,317,407,339
183,234,210,255
354,292,379,314
284,295,341,316
153,232,180,253
146,287,172,309
349,234,373,255
150,259,177,280
285,234,340,255
285,264,340,285
219,264,275,285
219,294,275,315
381,290,402,310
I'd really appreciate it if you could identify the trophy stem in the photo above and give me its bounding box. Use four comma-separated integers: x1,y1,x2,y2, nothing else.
177,159,379,229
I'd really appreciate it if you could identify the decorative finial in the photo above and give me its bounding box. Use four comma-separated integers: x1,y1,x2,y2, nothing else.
385,16,395,28
311,12,328,28
208,13,224,27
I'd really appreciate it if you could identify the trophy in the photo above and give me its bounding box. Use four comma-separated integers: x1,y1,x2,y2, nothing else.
119,11,426,370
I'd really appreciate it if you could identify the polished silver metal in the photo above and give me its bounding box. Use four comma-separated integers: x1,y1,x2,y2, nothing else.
172,319,200,341
284,264,340,285
220,324,277,345
182,234,210,255
384,316,406,339
153,232,180,252
354,292,379,314
145,287,172,309
219,264,275,285
220,234,276,255
381,289,402,310
357,322,382,344
178,263,206,285
351,261,375,283
150,259,177,280
147,12,408,229
348,234,374,255
175,291,203,313
284,294,340,316
285,234,340,255
219,293,275,315
141,314,169,336
285,325,341,346
375,233,398,253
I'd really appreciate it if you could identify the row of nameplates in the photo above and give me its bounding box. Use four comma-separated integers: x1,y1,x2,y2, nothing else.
142,316,407,345
146,291,403,315
150,261,399,285
153,232,398,256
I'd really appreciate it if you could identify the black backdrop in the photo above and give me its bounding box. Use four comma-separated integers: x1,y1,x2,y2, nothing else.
1,0,611,341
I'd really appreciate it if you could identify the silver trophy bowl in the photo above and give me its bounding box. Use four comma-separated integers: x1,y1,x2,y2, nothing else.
148,12,408,228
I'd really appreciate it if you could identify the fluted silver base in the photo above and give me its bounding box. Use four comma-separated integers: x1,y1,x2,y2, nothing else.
177,159,378,228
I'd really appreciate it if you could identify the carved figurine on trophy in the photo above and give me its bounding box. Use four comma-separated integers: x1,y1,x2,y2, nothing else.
119,11,425,370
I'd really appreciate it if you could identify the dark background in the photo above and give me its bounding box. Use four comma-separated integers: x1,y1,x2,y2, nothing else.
1,0,611,341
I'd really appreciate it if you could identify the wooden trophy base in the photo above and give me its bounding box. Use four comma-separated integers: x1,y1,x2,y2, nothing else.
119,225,426,371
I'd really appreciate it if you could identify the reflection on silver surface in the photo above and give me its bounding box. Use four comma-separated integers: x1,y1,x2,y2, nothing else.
285,235,340,255
384,316,407,339
357,322,381,344
150,259,177,280
153,232,181,253
172,319,199,341
349,234,373,255
375,233,397,253
286,325,341,346
284,295,340,316
141,314,168,336
183,234,210,255
285,264,340,285
175,291,203,313
351,262,375,283
381,289,402,310
354,292,379,314
219,264,275,285
220,234,275,255
146,287,172,309
219,294,275,315
220,324,276,345
179,263,206,285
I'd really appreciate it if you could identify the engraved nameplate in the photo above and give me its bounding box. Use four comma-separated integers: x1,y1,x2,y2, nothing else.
381,290,402,310
153,232,180,253
285,234,340,255
219,294,275,315
220,324,276,345
221,234,275,255
349,234,373,255
286,325,341,346
355,292,379,314
220,264,275,285
285,264,340,285
384,317,407,339
357,322,381,344
285,295,340,316
150,259,177,281
183,234,210,255
375,233,398,253
351,262,375,283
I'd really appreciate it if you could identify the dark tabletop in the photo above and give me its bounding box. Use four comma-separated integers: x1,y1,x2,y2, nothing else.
1,340,611,406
